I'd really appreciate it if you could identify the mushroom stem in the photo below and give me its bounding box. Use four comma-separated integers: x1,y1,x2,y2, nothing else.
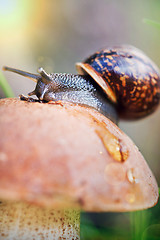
0,201,80,240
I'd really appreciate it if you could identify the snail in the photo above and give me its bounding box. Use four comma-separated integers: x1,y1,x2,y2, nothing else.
3,45,160,120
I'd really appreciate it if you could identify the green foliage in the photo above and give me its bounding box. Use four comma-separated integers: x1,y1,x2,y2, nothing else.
81,199,160,240
143,19,160,29
81,217,130,240
142,224,160,240
0,71,14,97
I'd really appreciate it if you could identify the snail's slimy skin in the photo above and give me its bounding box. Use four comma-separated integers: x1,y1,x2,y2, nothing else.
3,66,118,123
34,73,117,122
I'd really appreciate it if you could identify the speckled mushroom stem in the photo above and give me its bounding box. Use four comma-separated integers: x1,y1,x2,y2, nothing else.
0,201,80,240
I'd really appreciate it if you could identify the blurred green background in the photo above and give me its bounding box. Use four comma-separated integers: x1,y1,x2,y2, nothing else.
0,0,160,239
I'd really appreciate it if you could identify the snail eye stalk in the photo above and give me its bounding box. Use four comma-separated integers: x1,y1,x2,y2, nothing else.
3,66,40,82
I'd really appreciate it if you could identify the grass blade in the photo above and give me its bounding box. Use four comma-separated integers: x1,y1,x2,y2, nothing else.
143,18,160,29
0,70,14,97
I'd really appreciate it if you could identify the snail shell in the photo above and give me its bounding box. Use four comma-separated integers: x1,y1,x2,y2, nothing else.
76,45,160,119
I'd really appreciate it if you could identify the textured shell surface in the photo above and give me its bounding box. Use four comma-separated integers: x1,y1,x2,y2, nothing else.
84,45,160,119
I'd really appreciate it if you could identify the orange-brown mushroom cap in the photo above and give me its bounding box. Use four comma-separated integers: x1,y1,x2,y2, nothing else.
0,98,158,211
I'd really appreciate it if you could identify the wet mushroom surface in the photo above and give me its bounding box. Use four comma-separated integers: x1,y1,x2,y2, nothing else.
0,98,158,240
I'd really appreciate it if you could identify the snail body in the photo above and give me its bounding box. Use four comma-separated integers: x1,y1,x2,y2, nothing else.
3,67,117,123
3,45,160,120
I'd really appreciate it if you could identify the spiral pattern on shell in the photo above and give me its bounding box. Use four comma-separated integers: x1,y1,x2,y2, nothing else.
77,45,160,119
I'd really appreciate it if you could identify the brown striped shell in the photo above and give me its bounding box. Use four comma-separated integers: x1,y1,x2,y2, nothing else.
76,45,160,119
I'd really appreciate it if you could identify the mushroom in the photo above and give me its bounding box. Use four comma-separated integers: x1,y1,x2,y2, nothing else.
0,98,158,240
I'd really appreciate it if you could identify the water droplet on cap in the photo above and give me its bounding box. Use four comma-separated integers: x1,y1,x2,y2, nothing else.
127,168,139,184
96,123,129,162
0,152,8,162
126,193,136,203
104,163,126,185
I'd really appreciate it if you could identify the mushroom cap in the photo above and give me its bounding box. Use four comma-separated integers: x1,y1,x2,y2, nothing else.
0,98,158,212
